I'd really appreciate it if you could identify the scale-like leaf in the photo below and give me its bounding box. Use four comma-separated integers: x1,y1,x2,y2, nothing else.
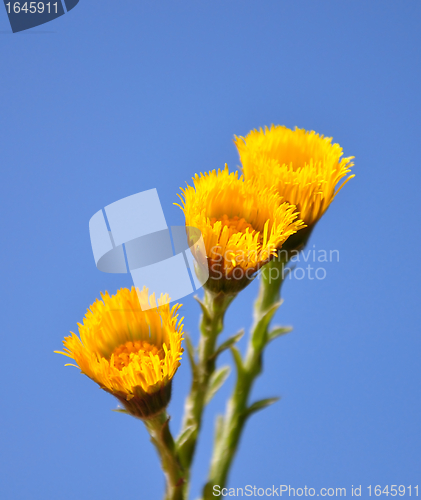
205,366,231,405
194,295,211,322
214,414,224,447
245,397,280,418
176,425,195,448
252,300,283,350
230,346,245,376
183,332,197,375
267,326,293,343
212,329,244,359
112,408,130,415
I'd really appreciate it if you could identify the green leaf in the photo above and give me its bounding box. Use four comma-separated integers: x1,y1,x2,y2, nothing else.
112,408,130,415
212,329,244,359
252,300,283,350
214,414,224,446
205,366,231,405
267,326,293,343
176,425,195,448
183,332,197,375
194,295,211,322
245,397,280,418
230,346,245,376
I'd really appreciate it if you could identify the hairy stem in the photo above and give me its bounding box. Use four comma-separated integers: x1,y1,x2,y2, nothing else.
177,289,236,485
144,411,186,500
203,257,287,498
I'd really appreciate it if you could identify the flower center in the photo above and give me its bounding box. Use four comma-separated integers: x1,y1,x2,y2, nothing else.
112,340,164,370
210,214,256,235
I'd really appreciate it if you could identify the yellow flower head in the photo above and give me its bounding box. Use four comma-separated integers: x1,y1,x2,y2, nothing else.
176,166,304,293
234,125,354,227
56,287,184,419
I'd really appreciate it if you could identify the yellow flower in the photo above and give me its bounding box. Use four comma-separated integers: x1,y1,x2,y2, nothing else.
56,287,184,419
176,166,304,293
234,125,354,227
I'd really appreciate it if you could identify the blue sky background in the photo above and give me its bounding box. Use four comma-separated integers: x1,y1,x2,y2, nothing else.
1,1,420,499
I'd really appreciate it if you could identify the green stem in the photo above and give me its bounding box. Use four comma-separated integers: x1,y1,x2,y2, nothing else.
177,289,236,477
144,411,186,500
255,255,286,312
203,256,287,499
